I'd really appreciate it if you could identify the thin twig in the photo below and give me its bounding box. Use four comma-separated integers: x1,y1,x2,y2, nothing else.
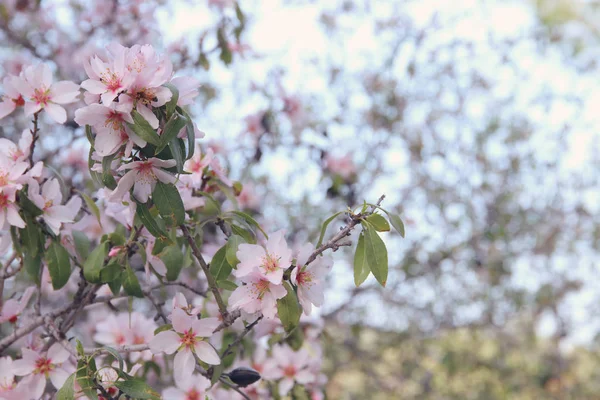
221,315,263,360
84,343,150,355
219,376,251,400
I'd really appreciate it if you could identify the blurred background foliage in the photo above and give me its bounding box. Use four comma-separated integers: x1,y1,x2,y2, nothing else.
2,0,600,398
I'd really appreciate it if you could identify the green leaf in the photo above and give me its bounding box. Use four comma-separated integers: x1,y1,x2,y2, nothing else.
85,125,94,145
169,138,185,173
210,245,232,281
100,346,125,371
114,377,161,400
136,202,169,239
10,227,22,256
154,324,173,335
72,230,91,260
361,222,388,287
291,385,311,400
389,213,405,238
286,324,305,351
316,211,343,248
108,272,122,295
24,253,42,283
229,211,268,239
163,82,179,119
217,280,238,290
156,112,187,154
101,154,117,190
210,363,225,387
276,282,302,333
161,245,184,281
45,241,71,290
217,27,232,65
230,224,256,244
19,217,43,256
353,232,370,286
56,372,75,400
76,358,98,400
152,182,186,226
365,213,391,232
127,110,161,146
83,242,108,283
77,191,102,225
19,189,43,217
123,261,144,298
176,107,196,160
100,262,122,283
226,234,244,266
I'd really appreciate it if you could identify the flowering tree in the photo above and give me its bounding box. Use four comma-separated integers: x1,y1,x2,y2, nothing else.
0,3,405,399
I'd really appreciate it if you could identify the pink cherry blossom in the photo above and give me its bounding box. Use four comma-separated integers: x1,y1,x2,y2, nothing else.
262,345,315,396
144,236,167,277
149,308,221,384
0,287,35,324
0,187,25,230
0,76,25,120
81,48,133,106
169,76,201,106
13,64,80,124
12,343,72,399
0,153,28,190
93,312,156,363
0,356,30,399
291,243,332,315
228,272,287,319
172,292,203,317
162,373,212,400
109,158,177,203
234,230,292,284
0,130,32,163
27,179,82,235
74,98,144,157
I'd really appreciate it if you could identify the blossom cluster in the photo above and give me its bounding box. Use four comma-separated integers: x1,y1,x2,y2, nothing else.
228,230,332,319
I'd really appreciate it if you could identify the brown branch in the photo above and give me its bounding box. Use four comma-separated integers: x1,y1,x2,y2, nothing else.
220,315,263,360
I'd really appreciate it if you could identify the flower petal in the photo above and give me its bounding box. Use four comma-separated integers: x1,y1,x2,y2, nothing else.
193,341,220,365
149,330,181,355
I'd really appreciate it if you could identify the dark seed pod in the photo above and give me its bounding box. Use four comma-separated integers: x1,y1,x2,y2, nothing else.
227,367,261,387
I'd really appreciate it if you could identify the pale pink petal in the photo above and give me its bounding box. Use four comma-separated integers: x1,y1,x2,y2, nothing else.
74,104,109,126
149,330,181,355
44,103,67,124
81,79,106,94
153,169,176,185
132,179,153,203
50,81,79,104
279,378,294,397
47,343,70,364
109,170,137,202
24,102,42,116
171,308,193,333
137,104,159,129
191,317,220,338
162,387,186,400
49,367,70,389
6,207,25,229
193,341,220,365
22,373,46,399
0,101,16,119
174,348,195,381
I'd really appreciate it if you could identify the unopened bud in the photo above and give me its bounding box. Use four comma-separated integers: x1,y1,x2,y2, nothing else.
227,367,261,387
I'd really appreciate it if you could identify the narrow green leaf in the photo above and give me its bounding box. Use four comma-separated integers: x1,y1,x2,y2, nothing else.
276,282,302,333
156,112,187,154
83,242,108,283
353,232,370,286
114,377,161,400
76,358,98,400
154,324,173,335
365,213,390,232
19,217,42,256
107,272,122,295
361,222,388,287
45,241,71,290
217,27,232,65
24,253,41,283
85,125,94,145
316,211,343,248
229,211,268,239
389,213,405,238
217,280,238,290
101,155,117,190
18,190,43,217
10,227,22,256
100,262,122,283
123,261,144,298
163,82,179,119
77,191,102,225
136,202,169,239
101,346,125,371
127,110,161,146
226,235,244,266
210,363,225,387
168,138,185,173
72,230,91,260
230,224,256,244
210,245,232,281
152,182,186,226
161,245,184,281
56,372,75,400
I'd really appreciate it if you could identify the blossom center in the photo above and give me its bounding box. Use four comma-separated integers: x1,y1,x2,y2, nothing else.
136,162,156,183
100,70,123,93
261,253,280,274
283,365,296,378
251,280,271,300
133,335,145,345
296,270,313,286
34,357,54,375
105,110,125,132
181,330,198,349
44,199,53,210
32,88,51,106
12,95,25,107
186,388,201,400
